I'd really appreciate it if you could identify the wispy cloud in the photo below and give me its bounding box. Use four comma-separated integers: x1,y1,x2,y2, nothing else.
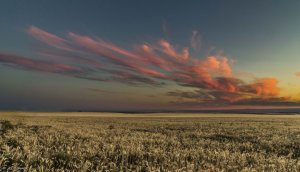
167,89,297,107
68,32,166,78
191,30,201,51
0,25,292,106
87,88,115,94
0,53,83,74
27,26,73,51
158,39,189,61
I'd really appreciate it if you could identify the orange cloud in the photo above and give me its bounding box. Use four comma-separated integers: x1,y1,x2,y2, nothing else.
220,57,232,77
248,78,280,97
179,56,234,92
21,26,286,103
295,72,300,77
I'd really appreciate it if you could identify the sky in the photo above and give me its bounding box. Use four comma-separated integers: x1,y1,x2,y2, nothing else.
1,0,300,111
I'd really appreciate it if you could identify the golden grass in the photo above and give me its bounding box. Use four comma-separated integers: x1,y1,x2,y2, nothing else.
1,112,300,171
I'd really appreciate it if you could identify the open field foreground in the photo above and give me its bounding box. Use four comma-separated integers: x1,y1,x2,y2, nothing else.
1,112,300,171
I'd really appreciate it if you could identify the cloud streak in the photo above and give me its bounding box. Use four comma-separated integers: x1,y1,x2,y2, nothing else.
27,26,73,51
167,89,297,107
191,30,201,51
0,53,83,74
0,25,293,107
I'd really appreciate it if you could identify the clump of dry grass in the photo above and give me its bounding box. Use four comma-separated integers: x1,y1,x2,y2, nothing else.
1,112,300,171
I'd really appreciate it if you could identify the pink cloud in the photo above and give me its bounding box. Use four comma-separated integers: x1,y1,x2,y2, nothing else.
94,38,141,60
159,39,189,61
39,50,102,68
220,57,232,77
68,32,134,69
137,44,173,71
68,32,166,78
0,53,83,74
27,26,73,51
177,56,234,91
134,66,166,78
21,25,287,103
69,32,141,61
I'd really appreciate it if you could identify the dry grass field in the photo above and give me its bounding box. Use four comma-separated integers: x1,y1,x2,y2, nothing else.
1,112,300,171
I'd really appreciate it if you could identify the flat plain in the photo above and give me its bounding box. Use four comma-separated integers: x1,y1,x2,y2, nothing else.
1,112,300,171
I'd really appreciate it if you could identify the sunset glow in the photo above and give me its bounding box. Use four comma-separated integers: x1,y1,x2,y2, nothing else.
1,0,300,111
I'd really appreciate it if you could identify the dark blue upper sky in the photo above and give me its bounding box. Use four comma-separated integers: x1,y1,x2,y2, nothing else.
2,0,300,52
